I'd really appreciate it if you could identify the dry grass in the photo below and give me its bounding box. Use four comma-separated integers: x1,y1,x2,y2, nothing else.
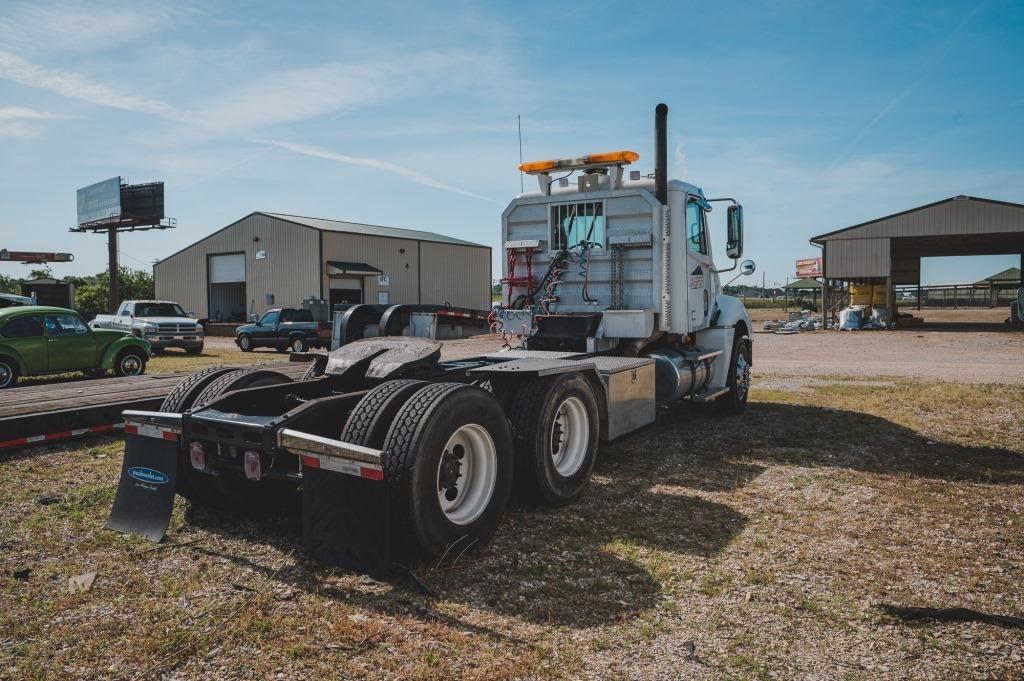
1,375,1022,679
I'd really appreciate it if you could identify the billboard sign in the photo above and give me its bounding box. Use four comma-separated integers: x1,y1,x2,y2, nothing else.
77,177,121,226
795,257,822,278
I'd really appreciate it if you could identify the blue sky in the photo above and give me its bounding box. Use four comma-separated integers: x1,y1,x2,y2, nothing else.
1,0,1021,288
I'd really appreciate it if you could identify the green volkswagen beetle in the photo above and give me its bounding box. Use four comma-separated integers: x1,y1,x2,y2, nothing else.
0,306,151,389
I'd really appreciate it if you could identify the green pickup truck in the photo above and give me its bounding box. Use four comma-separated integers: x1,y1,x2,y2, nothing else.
0,306,151,389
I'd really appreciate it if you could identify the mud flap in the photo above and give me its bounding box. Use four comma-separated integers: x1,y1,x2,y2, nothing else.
106,431,179,541
301,463,391,579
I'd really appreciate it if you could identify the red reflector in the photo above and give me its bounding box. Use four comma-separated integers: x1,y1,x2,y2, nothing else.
189,441,206,471
360,467,384,481
300,455,320,469
243,450,262,481
125,424,139,435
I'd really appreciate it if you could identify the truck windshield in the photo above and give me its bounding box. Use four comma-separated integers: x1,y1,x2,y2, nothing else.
136,303,187,317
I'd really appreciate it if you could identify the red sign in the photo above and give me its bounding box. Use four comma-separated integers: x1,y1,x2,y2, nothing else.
795,257,822,278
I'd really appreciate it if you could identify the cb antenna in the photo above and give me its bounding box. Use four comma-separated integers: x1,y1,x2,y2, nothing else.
517,114,524,193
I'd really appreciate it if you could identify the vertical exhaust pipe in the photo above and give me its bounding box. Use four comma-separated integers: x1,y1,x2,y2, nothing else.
655,103,668,205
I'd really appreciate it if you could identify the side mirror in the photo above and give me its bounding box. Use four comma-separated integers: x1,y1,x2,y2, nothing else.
741,259,756,276
727,205,744,259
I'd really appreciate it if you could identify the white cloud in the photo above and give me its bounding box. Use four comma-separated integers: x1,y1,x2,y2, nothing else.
0,1,192,55
251,138,503,205
0,105,73,138
0,50,182,118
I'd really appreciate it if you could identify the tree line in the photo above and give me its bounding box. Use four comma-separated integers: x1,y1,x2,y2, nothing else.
0,266,154,321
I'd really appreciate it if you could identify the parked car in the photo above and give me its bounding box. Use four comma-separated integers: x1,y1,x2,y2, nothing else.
0,293,34,309
234,308,329,352
91,300,204,355
0,306,151,388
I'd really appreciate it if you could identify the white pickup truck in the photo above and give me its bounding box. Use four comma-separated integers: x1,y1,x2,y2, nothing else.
91,300,204,355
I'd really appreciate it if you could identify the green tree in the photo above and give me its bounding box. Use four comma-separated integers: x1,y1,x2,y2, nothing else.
28,266,53,280
0,274,20,295
73,266,154,320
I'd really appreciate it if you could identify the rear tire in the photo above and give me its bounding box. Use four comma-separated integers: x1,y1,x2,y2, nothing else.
341,379,427,449
716,332,751,415
290,336,308,353
0,356,19,389
381,383,514,562
508,373,599,506
114,349,147,377
186,368,295,509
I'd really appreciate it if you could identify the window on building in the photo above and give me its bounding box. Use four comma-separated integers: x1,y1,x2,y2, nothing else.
1,315,43,338
551,202,605,251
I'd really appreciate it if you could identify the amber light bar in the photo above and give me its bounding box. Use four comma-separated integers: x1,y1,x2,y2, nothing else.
519,150,639,174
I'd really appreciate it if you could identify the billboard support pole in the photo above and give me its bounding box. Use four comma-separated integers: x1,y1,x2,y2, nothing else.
107,225,119,314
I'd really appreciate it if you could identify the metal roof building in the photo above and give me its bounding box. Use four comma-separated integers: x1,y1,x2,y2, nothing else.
810,196,1024,323
154,212,491,322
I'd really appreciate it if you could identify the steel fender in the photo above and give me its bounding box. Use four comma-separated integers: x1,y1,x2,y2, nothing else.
101,336,151,369
0,344,28,374
713,293,752,340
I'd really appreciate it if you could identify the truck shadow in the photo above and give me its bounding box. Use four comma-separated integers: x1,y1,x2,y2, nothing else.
184,480,746,628
631,398,1024,486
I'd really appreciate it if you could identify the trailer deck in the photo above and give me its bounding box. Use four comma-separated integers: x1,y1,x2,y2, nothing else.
0,362,312,448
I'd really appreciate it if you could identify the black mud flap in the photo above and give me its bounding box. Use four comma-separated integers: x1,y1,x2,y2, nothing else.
105,432,179,542
301,465,391,579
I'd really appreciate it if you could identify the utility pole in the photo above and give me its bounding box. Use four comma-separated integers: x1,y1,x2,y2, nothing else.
107,226,119,314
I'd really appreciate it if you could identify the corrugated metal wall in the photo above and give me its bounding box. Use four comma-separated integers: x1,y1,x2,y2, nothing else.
840,199,1024,240
154,214,320,319
419,241,491,310
824,238,890,278
321,232,420,306
156,213,493,319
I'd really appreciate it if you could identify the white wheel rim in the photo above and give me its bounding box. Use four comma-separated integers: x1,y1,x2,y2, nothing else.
292,339,303,351
551,396,590,476
241,337,250,349
0,363,12,387
436,423,497,526
122,355,142,375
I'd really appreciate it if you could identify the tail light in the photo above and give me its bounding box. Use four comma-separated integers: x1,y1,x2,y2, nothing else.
189,441,206,471
243,450,262,481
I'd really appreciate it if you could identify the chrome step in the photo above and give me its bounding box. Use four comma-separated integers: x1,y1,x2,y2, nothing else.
691,387,729,403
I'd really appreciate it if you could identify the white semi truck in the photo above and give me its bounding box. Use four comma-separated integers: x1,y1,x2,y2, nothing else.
107,104,757,578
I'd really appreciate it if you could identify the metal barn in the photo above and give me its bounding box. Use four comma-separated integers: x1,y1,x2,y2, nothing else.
810,196,1024,324
154,212,491,322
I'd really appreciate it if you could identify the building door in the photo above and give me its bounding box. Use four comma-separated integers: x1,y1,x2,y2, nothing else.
208,253,246,321
329,278,363,307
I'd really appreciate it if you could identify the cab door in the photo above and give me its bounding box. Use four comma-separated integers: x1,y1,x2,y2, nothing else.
684,196,715,330
44,313,97,371
0,313,46,374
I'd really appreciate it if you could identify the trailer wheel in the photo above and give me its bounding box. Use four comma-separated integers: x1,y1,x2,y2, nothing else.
302,361,323,380
158,366,237,502
186,368,295,509
716,333,751,415
382,383,513,561
508,373,599,506
341,379,427,449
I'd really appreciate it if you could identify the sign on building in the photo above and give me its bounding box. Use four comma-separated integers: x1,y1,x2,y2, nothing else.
795,257,822,278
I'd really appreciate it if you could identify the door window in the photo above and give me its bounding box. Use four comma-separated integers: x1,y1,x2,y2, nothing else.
686,199,708,255
45,315,89,335
2,315,43,338
259,310,280,326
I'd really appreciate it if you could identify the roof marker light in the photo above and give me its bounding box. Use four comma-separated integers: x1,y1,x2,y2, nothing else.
518,150,639,174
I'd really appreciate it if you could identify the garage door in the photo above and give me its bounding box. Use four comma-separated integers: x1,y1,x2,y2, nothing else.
209,254,245,283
